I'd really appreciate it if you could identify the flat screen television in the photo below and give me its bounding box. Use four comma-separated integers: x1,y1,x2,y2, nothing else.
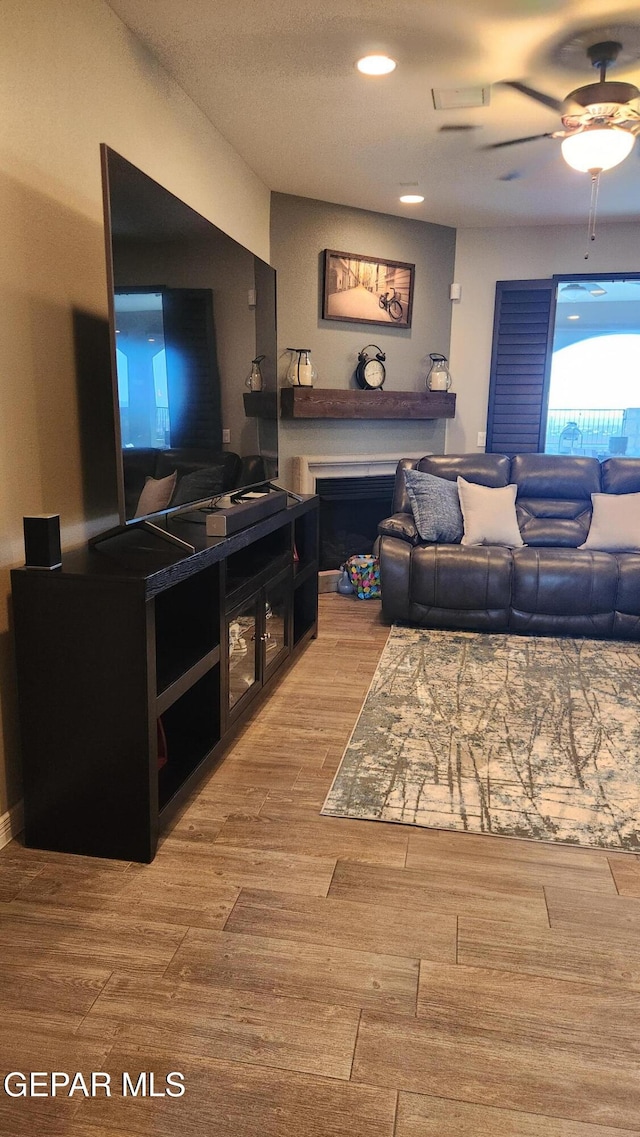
100,145,278,528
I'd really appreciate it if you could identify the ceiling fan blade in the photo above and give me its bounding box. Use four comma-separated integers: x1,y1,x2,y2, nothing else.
481,132,555,150
501,80,563,113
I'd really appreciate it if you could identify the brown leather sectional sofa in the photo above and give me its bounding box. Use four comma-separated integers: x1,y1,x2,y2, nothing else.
378,452,640,638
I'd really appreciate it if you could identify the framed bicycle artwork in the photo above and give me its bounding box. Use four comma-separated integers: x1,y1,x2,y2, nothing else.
322,249,415,329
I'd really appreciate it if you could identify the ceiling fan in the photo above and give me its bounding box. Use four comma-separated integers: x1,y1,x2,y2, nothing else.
486,40,640,172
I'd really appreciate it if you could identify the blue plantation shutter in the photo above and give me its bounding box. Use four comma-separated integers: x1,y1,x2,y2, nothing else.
486,279,555,455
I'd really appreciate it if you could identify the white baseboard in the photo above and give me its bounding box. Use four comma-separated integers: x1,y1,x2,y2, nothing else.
0,800,24,849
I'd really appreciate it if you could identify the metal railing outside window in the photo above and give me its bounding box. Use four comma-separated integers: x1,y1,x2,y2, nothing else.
544,408,634,458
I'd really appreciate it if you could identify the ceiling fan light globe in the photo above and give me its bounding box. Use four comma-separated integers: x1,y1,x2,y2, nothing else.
561,127,634,172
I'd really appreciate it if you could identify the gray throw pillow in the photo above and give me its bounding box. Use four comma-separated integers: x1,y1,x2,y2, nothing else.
403,468,463,542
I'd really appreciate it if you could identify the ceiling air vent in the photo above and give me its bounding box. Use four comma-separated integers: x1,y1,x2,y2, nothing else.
432,87,491,110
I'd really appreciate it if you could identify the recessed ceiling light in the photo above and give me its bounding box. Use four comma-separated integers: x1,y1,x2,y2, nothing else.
356,55,396,76
590,287,607,296
567,314,580,320
399,194,424,204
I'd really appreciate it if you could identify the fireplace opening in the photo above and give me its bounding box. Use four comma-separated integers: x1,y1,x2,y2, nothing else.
316,475,395,570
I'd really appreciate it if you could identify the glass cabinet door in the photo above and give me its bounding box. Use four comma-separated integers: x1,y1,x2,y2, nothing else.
227,598,259,713
263,574,291,680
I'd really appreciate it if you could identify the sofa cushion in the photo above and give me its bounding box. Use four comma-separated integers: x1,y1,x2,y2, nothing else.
615,553,640,616
410,544,512,617
511,453,601,499
512,453,599,548
403,469,463,542
417,453,511,488
581,491,640,552
601,457,640,495
510,547,617,636
516,500,592,547
458,478,524,548
613,553,640,638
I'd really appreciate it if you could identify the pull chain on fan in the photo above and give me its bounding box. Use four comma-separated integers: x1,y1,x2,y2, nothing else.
585,170,600,257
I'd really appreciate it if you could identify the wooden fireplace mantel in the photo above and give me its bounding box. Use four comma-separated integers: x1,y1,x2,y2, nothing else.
278,387,456,420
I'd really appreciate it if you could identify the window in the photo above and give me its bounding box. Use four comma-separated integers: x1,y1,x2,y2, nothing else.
486,274,640,457
545,280,640,459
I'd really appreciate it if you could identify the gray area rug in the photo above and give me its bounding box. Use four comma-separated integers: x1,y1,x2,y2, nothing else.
322,626,640,851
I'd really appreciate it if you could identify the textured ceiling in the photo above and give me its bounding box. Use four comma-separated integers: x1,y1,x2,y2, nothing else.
107,0,640,228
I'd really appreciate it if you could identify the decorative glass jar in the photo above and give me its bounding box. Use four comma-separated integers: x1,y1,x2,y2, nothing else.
286,348,317,387
426,353,452,391
245,354,265,392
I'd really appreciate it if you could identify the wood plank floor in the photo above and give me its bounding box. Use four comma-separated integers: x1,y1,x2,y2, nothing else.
1,594,639,1136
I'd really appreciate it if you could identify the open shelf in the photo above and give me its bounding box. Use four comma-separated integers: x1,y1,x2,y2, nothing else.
294,574,318,645
155,565,219,693
158,666,221,810
224,527,291,603
156,648,220,716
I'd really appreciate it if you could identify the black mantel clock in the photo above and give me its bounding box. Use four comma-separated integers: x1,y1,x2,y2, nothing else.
355,344,386,389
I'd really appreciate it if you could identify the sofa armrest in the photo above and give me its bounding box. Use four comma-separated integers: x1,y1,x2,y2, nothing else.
378,512,419,545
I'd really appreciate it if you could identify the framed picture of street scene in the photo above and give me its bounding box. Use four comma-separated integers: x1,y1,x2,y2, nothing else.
322,249,415,328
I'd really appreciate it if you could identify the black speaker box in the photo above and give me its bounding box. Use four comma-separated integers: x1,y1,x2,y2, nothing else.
23,515,62,569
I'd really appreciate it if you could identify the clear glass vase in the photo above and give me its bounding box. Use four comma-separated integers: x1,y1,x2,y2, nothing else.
426,353,452,391
287,348,317,387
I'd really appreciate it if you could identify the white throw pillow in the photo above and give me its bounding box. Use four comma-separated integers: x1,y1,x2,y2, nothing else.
580,490,640,552
457,477,524,548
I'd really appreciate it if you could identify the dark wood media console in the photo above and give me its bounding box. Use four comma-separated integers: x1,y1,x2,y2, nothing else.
11,496,319,862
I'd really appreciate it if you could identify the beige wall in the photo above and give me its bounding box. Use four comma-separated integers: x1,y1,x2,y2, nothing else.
448,222,640,454
270,193,457,486
0,0,270,819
